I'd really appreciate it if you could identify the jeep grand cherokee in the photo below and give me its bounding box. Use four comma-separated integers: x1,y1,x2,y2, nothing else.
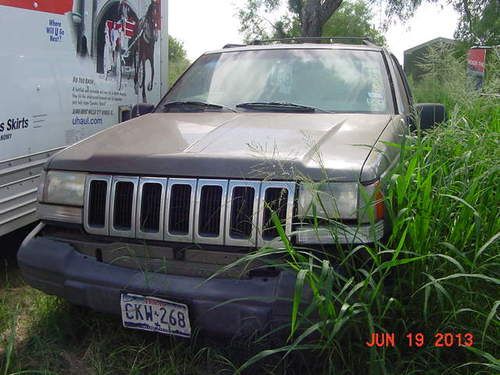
18,38,444,338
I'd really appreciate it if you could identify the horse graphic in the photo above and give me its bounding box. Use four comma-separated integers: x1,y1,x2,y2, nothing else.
103,1,137,90
132,0,160,102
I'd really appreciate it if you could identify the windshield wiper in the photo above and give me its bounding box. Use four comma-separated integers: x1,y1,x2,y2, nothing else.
236,102,328,113
163,101,236,112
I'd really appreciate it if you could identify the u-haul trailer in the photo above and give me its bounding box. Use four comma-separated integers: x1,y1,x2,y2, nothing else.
0,0,168,237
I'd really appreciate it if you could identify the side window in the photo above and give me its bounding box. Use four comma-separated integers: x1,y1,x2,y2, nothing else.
395,57,413,104
390,55,412,113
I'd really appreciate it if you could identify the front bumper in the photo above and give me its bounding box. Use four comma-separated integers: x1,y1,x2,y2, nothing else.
17,224,300,338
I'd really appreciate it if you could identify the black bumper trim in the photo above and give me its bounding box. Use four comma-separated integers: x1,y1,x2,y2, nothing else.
17,225,299,337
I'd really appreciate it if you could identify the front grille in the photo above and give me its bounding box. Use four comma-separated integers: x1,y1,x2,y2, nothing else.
140,183,162,232
109,177,138,237
230,187,255,239
262,188,289,240
198,186,223,237
88,180,107,227
84,176,295,247
169,184,192,235
113,182,134,230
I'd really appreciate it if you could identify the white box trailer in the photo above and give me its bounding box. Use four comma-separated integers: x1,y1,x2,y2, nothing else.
0,0,168,237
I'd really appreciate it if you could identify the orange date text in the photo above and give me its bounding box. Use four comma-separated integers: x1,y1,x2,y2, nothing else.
365,332,474,348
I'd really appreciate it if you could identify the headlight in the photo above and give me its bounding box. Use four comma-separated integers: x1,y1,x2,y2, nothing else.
297,182,358,220
37,169,47,202
38,171,87,206
296,180,385,245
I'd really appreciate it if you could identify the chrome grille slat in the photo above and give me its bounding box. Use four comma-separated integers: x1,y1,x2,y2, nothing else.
169,185,191,234
198,185,223,236
262,187,289,240
230,187,254,237
84,175,112,236
136,177,167,240
141,185,162,231
165,178,197,243
83,175,295,247
88,181,107,227
194,179,228,245
109,176,138,238
257,182,296,248
225,180,260,247
113,182,135,229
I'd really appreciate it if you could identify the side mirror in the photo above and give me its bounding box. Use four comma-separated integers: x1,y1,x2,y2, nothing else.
131,103,155,118
414,103,447,130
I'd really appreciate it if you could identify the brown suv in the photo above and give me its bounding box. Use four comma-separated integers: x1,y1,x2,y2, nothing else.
18,38,445,338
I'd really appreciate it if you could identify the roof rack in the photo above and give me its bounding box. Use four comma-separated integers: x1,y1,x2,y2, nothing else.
222,43,247,49
249,36,379,47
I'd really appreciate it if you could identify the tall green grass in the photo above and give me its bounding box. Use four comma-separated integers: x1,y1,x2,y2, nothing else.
230,48,500,374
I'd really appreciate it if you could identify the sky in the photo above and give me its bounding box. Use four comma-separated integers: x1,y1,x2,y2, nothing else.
168,1,460,63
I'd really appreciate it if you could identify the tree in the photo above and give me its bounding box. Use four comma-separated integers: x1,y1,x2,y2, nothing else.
239,0,384,42
168,36,190,86
301,0,343,36
454,0,499,45
322,1,385,44
238,0,498,44
239,0,384,43
239,0,343,39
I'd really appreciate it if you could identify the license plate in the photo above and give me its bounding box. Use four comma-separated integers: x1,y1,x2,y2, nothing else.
120,293,191,338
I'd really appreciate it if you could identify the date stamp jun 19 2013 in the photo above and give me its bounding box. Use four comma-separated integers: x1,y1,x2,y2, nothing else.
365,332,474,348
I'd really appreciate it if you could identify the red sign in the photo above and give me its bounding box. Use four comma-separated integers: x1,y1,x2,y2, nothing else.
125,20,136,38
0,0,73,15
467,48,486,73
106,19,137,39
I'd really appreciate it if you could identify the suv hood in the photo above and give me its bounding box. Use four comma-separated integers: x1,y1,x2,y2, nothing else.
49,112,400,181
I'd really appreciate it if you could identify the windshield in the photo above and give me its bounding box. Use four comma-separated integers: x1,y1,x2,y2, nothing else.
160,48,393,114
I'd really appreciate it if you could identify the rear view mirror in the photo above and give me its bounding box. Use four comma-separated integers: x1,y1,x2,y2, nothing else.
414,103,447,130
132,103,155,118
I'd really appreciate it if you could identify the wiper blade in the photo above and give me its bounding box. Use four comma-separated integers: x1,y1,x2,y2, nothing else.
163,101,236,112
236,102,328,113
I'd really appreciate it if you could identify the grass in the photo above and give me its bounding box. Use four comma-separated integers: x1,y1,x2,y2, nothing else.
0,279,242,375
1,48,499,374
0,259,309,374
275,97,499,373
233,50,499,373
